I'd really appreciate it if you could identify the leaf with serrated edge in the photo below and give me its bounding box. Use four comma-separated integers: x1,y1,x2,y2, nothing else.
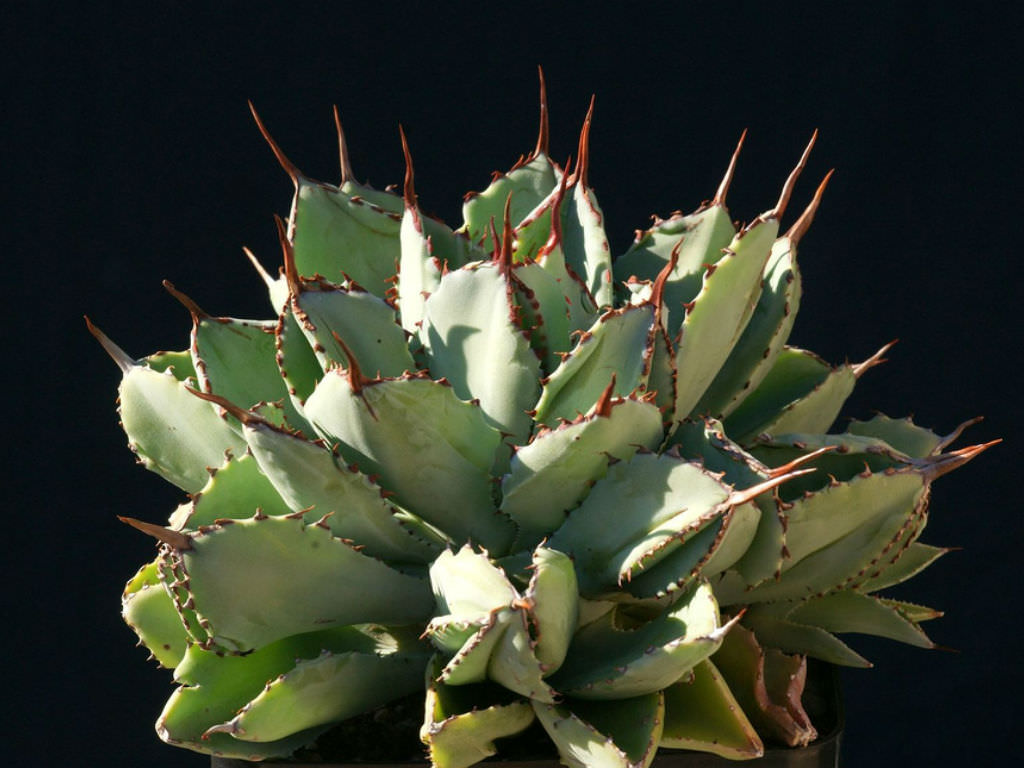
462,153,560,252
741,471,927,603
293,285,414,377
420,264,541,445
787,591,935,648
119,364,247,493
547,454,731,598
427,548,556,701
724,347,855,444
856,542,949,593
158,625,391,758
525,547,578,674
534,303,657,427
242,419,442,563
275,307,323,403
423,657,535,768
501,398,663,550
180,515,432,651
193,316,308,430
430,547,518,620
616,206,736,333
696,234,802,419
847,413,944,458
289,178,403,296
668,420,780,586
660,658,763,759
741,607,871,668
562,182,614,309
547,581,722,699
304,373,515,554
748,432,912,501
533,693,664,768
122,560,188,669
171,453,291,530
218,639,430,742
673,217,778,422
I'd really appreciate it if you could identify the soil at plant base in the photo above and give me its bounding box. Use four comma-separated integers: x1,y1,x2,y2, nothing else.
288,693,559,763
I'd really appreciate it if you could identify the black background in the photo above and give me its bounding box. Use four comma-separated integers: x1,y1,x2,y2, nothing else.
7,3,1020,765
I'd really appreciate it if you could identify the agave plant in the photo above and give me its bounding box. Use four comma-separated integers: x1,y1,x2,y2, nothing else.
92,74,993,766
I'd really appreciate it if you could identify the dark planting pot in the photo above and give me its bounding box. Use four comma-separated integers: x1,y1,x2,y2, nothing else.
212,661,842,768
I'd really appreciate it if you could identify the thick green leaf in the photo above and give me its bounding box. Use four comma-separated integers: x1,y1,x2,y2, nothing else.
420,264,541,445
673,217,778,421
170,453,291,530
304,372,515,553
158,626,394,758
177,514,432,651
748,432,912,501
562,182,614,309
145,349,196,381
534,304,657,427
275,308,323,404
218,633,430,741
525,547,579,674
615,206,736,333
724,347,855,444
741,607,870,668
548,581,723,699
500,397,663,549
242,418,443,563
660,659,763,759
292,284,414,377
398,202,485,333
787,591,934,648
119,365,247,493
122,560,188,669
668,420,782,586
192,316,306,428
856,542,949,594
533,694,664,768
289,178,403,295
547,454,731,598
427,548,555,701
423,658,536,768
696,234,802,418
847,413,945,458
462,153,560,251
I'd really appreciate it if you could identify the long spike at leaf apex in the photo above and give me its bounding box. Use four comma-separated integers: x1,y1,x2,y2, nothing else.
533,65,550,159
333,105,355,185
162,280,209,321
399,125,416,208
572,95,595,188
118,516,192,550
852,339,898,378
712,129,748,207
248,100,301,186
786,169,835,244
85,316,133,374
925,439,1001,480
769,130,818,221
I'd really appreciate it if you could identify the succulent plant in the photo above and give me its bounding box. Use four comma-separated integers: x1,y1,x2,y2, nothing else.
92,73,994,766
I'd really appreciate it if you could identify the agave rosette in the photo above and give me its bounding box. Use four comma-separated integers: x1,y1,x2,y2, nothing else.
96,75,993,766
